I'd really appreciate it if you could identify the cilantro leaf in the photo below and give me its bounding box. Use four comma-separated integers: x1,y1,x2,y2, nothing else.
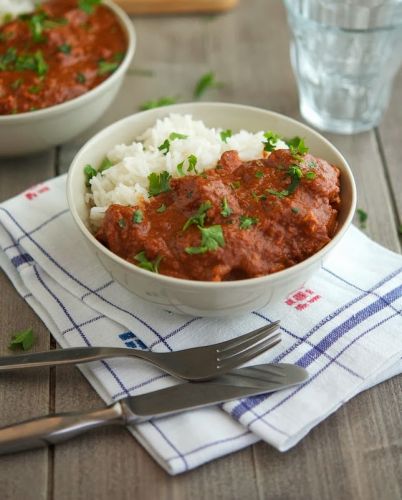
287,165,303,194
139,96,177,111
220,197,232,217
187,154,198,173
220,129,232,143
79,0,101,14
76,72,86,84
158,139,170,155
255,171,264,179
176,161,185,176
194,71,223,99
134,251,162,273
98,157,113,173
156,204,167,213
185,225,225,254
132,210,143,224
267,189,288,199
169,132,188,141
58,43,71,54
305,171,316,180
263,131,280,152
291,207,300,214
239,215,258,229
356,208,368,229
8,328,35,351
148,171,172,196
183,201,212,231
29,13,47,42
84,164,97,187
286,136,309,156
98,60,120,76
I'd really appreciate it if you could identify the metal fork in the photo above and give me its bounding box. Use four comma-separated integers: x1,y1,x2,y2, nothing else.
0,321,281,381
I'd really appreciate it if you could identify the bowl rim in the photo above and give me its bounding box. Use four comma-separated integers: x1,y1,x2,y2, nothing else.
67,101,357,290
0,0,136,122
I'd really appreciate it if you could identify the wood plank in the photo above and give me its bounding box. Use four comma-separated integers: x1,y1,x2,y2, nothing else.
378,68,402,225
0,151,55,500
53,366,259,500
116,0,238,15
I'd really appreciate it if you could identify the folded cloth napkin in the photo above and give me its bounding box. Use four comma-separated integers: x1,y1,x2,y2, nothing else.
0,175,401,475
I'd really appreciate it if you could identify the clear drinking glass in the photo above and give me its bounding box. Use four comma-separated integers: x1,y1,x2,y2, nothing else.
283,0,402,134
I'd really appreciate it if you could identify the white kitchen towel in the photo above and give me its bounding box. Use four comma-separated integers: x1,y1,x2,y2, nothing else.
0,175,401,475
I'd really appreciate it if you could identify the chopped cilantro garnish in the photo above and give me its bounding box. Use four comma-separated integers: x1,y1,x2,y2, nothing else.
98,157,113,173
113,51,125,62
220,129,232,143
0,47,17,70
148,171,172,196
98,60,120,75
267,189,288,199
287,165,303,194
118,218,126,228
176,161,185,176
183,201,212,231
132,210,143,224
156,204,167,213
263,131,280,152
194,71,223,99
286,136,309,157
169,132,188,141
305,171,316,180
11,78,23,90
29,13,47,42
255,171,264,179
58,43,72,54
356,208,368,229
230,181,241,190
28,85,41,94
239,215,258,229
8,328,35,351
185,225,225,254
79,0,101,14
252,191,267,201
187,154,198,173
220,197,232,217
84,164,97,187
139,96,177,111
291,207,300,214
76,72,86,84
134,251,162,273
158,139,170,155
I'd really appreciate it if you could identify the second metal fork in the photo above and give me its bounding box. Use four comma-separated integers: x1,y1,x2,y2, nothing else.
0,321,281,381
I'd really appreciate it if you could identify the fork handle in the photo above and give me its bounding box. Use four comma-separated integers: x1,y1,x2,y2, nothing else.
0,347,151,371
0,403,124,455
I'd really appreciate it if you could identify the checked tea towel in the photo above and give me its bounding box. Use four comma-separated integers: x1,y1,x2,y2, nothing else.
0,175,401,474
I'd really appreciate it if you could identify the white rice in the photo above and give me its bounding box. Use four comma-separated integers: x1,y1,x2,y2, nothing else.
87,113,288,225
0,0,35,24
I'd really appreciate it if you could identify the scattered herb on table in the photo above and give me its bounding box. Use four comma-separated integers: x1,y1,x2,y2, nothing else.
183,201,212,231
134,251,162,273
356,208,368,229
193,71,223,99
8,328,35,351
148,171,172,196
185,225,225,254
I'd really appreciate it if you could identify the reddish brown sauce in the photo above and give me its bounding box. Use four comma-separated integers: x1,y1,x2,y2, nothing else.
97,149,341,282
0,0,126,115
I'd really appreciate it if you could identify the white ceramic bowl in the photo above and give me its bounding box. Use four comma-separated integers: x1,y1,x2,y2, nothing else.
0,0,135,157
67,102,356,317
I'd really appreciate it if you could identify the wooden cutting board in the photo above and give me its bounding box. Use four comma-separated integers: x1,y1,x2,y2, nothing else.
115,0,238,14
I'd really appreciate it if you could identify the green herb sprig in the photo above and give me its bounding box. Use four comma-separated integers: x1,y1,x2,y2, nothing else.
8,328,35,351
183,201,212,231
148,171,172,196
185,225,225,254
134,251,162,273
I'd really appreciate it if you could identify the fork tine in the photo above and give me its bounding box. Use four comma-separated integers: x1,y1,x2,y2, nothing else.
217,327,280,359
217,335,281,371
215,321,280,352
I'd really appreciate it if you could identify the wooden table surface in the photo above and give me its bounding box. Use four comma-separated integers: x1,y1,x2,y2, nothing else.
0,1,401,499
